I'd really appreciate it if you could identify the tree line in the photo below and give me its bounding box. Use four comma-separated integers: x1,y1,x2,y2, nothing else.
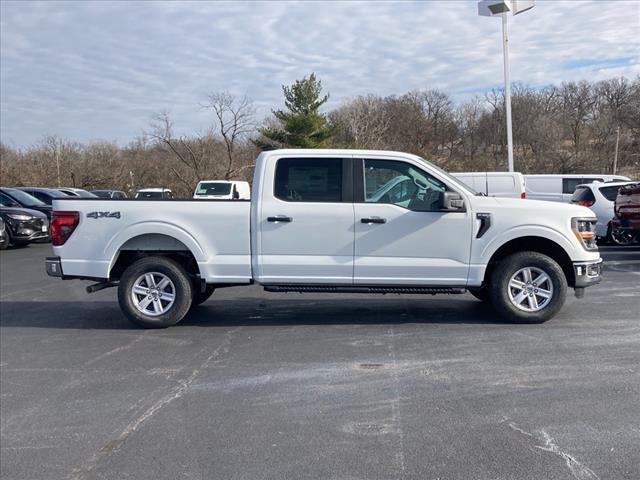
1,74,638,197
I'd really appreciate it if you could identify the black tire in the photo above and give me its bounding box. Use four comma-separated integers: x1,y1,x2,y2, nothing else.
468,287,490,302
610,227,637,246
0,228,9,250
489,251,567,324
117,256,193,328
192,284,215,306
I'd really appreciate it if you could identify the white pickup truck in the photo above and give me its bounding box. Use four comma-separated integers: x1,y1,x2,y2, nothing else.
46,149,602,328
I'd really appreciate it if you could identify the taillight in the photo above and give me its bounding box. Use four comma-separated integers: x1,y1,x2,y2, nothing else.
520,191,526,199
575,200,594,207
51,211,79,246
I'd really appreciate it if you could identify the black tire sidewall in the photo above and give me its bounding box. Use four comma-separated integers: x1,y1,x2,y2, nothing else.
468,287,490,302
192,285,215,307
118,257,193,328
490,252,567,324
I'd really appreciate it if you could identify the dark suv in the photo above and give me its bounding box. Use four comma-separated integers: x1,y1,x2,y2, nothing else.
609,182,640,245
15,187,69,206
0,188,52,219
0,207,50,246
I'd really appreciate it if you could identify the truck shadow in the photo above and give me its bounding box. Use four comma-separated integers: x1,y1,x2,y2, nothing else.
0,297,508,330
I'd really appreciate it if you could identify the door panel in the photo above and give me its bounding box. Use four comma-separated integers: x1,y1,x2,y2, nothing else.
354,158,472,285
258,157,355,284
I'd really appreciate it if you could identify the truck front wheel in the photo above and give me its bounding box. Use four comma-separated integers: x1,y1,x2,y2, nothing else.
489,252,567,324
192,284,215,307
117,256,193,328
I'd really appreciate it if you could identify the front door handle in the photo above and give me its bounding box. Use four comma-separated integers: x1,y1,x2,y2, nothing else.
267,215,293,223
360,217,386,224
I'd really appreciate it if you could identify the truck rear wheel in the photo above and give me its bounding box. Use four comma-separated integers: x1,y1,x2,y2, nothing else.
489,252,567,324
117,256,193,328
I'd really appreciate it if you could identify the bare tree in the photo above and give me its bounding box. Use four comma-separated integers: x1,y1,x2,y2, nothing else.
147,111,214,189
204,92,256,179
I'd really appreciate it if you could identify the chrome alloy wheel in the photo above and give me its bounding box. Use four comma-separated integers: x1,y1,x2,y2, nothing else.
131,272,176,316
507,267,554,312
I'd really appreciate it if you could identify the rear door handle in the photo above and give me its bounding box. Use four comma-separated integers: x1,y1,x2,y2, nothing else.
267,215,293,223
360,217,386,224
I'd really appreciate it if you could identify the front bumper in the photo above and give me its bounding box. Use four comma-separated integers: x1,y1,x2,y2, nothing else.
46,256,63,277
573,258,603,288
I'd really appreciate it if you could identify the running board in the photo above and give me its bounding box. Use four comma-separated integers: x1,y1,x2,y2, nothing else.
264,285,466,295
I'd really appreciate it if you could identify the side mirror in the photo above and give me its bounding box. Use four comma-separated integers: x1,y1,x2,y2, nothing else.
440,191,465,211
233,190,240,199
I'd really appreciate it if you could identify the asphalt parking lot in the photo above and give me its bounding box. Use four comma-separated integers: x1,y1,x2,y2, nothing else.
1,243,639,480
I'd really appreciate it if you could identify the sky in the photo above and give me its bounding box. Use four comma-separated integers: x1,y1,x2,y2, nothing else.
1,0,639,148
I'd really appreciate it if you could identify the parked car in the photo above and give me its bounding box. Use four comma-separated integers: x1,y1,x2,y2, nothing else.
608,182,640,245
47,149,602,328
525,174,630,203
57,188,98,198
570,181,636,241
193,181,251,200
0,218,7,250
90,190,128,199
452,172,526,199
0,207,49,247
0,187,52,219
135,188,173,199
15,187,69,206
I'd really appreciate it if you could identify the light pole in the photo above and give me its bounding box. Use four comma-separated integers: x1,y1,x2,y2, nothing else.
478,0,535,172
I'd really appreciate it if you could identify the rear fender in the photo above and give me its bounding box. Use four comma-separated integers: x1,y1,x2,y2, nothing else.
105,222,208,275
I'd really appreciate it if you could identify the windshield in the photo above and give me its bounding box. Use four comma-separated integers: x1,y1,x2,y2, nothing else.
135,191,163,199
196,182,232,196
3,188,47,207
414,156,479,195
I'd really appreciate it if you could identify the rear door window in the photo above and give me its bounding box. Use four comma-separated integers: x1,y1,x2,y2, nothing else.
275,158,343,203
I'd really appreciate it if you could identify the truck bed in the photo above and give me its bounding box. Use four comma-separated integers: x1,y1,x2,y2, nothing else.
52,199,252,283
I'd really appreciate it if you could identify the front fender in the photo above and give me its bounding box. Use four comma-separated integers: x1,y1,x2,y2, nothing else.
479,224,577,263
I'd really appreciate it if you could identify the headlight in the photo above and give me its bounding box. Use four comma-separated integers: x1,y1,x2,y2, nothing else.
572,217,597,251
7,214,32,221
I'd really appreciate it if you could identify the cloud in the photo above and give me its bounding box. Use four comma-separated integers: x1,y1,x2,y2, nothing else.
1,0,638,147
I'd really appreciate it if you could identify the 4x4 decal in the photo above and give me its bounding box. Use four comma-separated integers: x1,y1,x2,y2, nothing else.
86,211,121,219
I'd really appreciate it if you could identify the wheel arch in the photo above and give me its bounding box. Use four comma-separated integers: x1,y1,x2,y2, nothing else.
107,231,204,281
483,236,576,288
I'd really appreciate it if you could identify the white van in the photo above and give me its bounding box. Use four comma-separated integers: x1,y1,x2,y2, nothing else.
452,172,526,199
525,174,630,203
193,180,250,200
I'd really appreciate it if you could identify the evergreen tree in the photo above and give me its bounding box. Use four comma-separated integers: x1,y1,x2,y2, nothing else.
257,73,334,148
